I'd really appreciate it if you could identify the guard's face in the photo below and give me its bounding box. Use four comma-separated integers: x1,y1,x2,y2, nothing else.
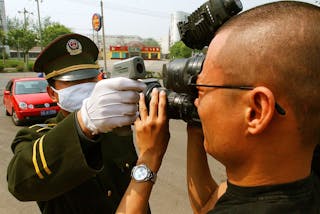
47,77,98,115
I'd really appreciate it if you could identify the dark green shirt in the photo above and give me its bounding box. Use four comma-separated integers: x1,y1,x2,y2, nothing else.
7,111,139,214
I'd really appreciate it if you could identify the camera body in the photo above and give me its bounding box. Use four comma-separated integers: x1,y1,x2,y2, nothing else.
112,56,146,80
112,0,243,123
178,0,243,50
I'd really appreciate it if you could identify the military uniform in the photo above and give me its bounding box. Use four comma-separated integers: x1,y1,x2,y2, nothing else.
8,111,138,213
7,34,148,213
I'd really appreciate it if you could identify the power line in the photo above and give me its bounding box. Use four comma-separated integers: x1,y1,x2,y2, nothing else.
65,0,170,18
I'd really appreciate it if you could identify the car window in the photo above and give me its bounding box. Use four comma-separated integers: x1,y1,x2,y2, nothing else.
15,80,48,95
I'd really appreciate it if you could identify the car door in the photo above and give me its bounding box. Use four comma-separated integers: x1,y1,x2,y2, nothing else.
4,80,13,115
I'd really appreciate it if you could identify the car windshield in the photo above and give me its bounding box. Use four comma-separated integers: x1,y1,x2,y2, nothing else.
15,80,48,95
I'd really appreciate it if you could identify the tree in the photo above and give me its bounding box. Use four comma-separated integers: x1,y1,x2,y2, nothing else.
169,41,192,59
7,28,23,59
7,16,37,70
142,38,160,47
42,23,72,46
19,29,37,70
0,29,7,64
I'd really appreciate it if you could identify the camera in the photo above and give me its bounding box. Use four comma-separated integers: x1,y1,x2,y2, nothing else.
142,54,205,123
178,0,243,50
149,0,242,123
112,0,243,123
112,56,146,80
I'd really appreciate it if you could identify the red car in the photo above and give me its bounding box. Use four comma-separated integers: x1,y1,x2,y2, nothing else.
3,77,60,125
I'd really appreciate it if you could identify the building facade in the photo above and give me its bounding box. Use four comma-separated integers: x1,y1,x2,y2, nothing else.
109,45,160,60
0,0,7,33
169,11,189,47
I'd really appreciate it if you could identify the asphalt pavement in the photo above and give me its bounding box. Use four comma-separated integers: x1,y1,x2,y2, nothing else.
0,66,226,214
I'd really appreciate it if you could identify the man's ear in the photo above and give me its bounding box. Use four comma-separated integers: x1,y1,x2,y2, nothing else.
47,86,58,102
246,86,275,135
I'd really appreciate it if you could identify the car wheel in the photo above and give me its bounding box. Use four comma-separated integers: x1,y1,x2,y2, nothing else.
12,109,23,126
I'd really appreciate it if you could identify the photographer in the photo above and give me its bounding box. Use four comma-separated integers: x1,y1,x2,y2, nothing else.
117,1,320,213
7,33,149,214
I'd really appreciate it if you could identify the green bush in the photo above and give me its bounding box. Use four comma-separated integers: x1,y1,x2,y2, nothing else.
0,53,9,59
28,62,34,71
8,61,20,67
16,65,24,72
0,64,4,72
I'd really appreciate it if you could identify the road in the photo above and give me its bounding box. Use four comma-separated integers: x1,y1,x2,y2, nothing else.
0,68,226,213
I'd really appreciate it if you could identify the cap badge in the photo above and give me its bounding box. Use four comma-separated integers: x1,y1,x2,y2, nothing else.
66,39,82,55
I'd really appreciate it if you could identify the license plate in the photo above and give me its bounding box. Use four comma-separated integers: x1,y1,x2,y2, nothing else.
41,110,57,116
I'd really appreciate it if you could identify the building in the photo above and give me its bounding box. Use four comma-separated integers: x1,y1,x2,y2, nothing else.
169,11,189,47
0,0,7,32
91,34,161,60
0,0,9,55
109,45,161,60
159,34,169,59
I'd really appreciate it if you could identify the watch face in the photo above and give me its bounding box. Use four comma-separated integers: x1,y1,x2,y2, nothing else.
133,165,149,181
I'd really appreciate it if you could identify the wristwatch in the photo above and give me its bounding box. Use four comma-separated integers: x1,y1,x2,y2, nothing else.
131,164,157,183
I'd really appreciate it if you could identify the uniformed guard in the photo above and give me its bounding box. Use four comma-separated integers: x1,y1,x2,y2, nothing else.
7,33,149,214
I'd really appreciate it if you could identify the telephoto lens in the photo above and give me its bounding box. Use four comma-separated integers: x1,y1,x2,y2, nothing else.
142,79,200,123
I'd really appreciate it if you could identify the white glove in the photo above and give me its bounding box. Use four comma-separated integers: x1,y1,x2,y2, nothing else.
80,77,146,134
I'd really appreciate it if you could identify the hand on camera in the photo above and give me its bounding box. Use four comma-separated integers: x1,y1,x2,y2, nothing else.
80,77,146,135
134,88,170,172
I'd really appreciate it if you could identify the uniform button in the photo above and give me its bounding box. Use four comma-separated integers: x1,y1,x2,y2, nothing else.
107,190,112,197
125,163,130,168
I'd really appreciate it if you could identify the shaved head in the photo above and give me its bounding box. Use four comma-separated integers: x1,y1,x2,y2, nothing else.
208,1,320,142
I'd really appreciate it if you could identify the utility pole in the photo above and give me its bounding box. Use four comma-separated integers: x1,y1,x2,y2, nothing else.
18,8,33,30
100,0,107,76
35,0,43,50
18,8,33,70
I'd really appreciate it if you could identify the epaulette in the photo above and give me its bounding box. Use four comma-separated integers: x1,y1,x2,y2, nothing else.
28,123,57,133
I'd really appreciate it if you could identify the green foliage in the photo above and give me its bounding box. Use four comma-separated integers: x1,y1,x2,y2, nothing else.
7,28,24,51
6,60,21,67
142,38,160,47
0,65,4,72
7,16,72,52
169,41,192,59
19,30,38,53
16,65,24,72
146,71,162,79
0,59,34,72
0,29,6,45
0,53,9,59
7,28,37,57
42,23,72,46
28,61,35,71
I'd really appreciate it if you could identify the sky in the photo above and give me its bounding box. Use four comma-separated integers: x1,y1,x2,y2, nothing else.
4,0,319,40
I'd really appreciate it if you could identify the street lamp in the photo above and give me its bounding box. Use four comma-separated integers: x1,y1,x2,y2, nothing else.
100,0,107,75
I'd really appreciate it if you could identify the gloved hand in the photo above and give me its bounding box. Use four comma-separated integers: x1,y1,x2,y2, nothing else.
80,77,146,134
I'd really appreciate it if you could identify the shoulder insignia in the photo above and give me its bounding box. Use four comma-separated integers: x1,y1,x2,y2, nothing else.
29,123,57,132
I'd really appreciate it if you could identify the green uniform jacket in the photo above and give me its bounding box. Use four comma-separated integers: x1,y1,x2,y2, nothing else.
7,111,139,214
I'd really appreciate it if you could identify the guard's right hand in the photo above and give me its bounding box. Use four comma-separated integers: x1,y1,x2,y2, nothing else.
80,77,146,135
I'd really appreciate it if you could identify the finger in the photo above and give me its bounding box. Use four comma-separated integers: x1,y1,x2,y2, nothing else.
149,88,159,119
118,91,140,104
97,104,138,118
158,90,167,121
139,93,148,121
97,91,140,105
